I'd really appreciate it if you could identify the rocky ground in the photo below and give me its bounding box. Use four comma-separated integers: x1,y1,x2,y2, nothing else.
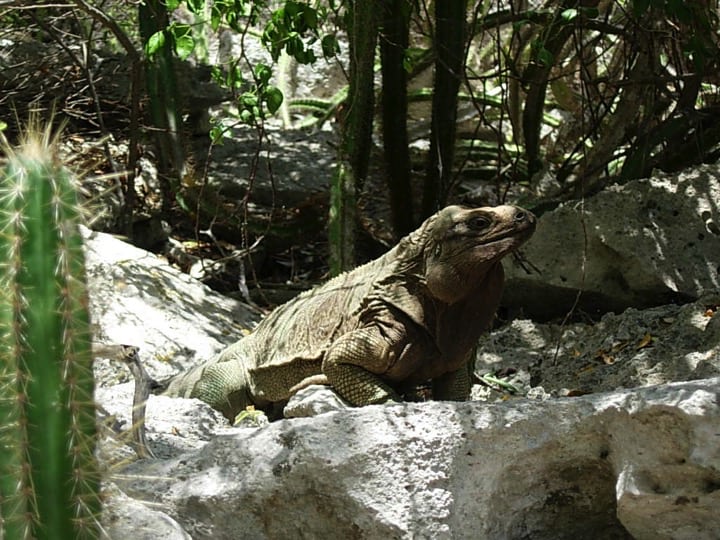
4,15,718,539
88,159,720,539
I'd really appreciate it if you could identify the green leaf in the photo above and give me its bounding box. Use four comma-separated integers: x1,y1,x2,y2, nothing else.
175,35,194,60
210,65,224,85
296,47,316,65
264,86,284,114
175,191,191,212
210,124,226,144
538,46,554,67
254,63,272,86
186,0,205,14
561,8,578,21
0,120,7,132
240,109,254,123
228,62,244,89
272,7,286,26
144,30,166,58
171,24,195,60
240,92,258,108
321,34,340,58
284,2,297,19
165,0,180,10
303,6,318,30
210,5,222,31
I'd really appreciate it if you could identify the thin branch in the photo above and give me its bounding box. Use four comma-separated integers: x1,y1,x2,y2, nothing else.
69,0,139,61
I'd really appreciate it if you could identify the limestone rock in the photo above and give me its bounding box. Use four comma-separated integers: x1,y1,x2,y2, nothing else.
503,165,720,319
96,383,227,464
113,378,719,540
205,128,335,207
101,484,191,540
83,227,259,387
283,384,350,418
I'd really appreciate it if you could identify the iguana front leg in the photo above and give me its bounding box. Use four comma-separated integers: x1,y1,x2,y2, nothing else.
322,327,403,406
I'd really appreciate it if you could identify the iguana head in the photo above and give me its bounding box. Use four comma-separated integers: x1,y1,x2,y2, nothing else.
422,205,536,303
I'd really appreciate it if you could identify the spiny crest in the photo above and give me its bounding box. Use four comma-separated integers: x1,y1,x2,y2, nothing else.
1,115,91,227
392,209,442,271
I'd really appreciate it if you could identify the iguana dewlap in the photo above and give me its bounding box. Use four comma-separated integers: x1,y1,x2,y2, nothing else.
158,205,535,420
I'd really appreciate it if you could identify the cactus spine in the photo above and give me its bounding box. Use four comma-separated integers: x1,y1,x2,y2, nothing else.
0,126,100,539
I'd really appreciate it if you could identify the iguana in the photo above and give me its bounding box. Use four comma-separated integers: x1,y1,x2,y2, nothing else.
156,205,535,421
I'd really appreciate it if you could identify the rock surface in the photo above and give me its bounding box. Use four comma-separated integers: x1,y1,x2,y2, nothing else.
283,384,350,418
115,379,720,540
503,165,720,319
205,128,335,207
85,210,720,540
84,227,259,387
102,484,191,540
97,384,226,464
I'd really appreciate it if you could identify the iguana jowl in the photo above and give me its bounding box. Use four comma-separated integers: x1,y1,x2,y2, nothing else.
158,205,535,420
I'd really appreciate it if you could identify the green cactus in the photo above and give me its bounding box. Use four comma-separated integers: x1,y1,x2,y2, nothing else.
0,125,100,539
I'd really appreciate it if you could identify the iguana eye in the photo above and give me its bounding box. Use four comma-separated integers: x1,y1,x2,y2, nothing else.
468,216,491,230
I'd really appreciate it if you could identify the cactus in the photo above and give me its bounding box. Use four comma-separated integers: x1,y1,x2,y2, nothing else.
0,124,100,539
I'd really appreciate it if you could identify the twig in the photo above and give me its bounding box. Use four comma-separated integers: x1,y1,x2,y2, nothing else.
120,345,155,460
69,0,143,234
92,343,155,459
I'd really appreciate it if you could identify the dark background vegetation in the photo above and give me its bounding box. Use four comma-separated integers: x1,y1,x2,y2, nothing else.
1,0,718,300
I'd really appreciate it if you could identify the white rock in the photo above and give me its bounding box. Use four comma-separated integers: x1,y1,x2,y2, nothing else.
503,165,720,319
113,378,720,540
283,384,350,418
96,383,227,462
83,227,259,386
101,484,191,540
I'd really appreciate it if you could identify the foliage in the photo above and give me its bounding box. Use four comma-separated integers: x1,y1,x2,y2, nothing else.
461,0,720,198
0,124,100,539
144,0,342,139
1,0,719,282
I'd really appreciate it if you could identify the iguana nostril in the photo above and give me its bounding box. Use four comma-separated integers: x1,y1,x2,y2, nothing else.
514,211,526,222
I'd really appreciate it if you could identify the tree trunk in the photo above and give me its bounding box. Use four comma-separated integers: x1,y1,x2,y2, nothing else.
329,0,378,274
380,0,415,236
521,1,593,178
138,0,184,210
422,0,467,218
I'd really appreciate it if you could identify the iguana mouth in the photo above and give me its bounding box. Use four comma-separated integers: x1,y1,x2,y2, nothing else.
477,218,536,246
479,228,532,245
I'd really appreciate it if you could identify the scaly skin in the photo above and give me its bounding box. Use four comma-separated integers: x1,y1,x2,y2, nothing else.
158,205,536,421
